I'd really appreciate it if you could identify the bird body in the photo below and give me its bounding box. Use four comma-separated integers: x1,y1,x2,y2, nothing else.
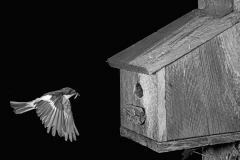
10,87,80,142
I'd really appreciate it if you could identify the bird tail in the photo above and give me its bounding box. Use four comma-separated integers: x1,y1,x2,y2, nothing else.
10,101,35,114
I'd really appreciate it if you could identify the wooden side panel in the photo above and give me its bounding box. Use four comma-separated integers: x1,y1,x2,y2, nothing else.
139,69,167,142
165,47,210,140
120,69,143,133
156,69,167,141
234,0,240,12
206,23,240,134
198,0,233,17
165,23,240,141
120,69,167,142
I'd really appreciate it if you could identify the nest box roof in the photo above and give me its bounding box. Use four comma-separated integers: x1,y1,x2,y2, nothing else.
107,9,239,75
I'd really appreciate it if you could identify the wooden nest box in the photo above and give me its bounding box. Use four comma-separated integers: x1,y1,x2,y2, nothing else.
107,0,240,153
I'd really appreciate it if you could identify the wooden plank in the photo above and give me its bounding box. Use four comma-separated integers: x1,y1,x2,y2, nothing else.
165,23,240,140
198,0,206,9
130,13,239,74
108,9,203,74
202,23,240,135
198,0,233,17
107,10,240,75
138,68,167,142
156,69,167,142
120,69,167,142
120,69,144,133
120,126,240,153
165,46,210,140
234,0,240,12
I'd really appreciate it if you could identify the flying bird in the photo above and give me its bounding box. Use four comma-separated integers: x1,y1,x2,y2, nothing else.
10,87,80,142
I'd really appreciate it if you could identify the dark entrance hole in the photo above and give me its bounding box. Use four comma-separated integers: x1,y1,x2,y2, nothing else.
134,83,143,98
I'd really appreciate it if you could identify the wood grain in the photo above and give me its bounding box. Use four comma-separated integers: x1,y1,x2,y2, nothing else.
234,0,240,12
108,9,204,74
120,126,240,153
199,0,207,9
120,69,167,142
156,69,167,142
120,69,145,134
165,47,210,140
138,68,167,142
198,0,233,17
130,13,239,74
165,23,240,141
108,10,239,75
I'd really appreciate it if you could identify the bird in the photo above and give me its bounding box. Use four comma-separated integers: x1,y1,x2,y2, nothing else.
10,87,80,142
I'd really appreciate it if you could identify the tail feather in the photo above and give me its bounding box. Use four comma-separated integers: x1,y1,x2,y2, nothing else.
9,87,80,141
10,101,35,114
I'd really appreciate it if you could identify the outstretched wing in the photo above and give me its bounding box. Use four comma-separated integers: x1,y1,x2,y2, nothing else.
36,91,79,141
10,87,80,142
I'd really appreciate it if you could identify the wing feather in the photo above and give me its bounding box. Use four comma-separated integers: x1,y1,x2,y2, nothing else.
51,109,60,136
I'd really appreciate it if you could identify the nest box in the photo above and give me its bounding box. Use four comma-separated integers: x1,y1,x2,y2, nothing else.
107,3,240,153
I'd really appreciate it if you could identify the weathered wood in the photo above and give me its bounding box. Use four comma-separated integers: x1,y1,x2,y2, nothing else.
165,23,240,141
118,24,240,153
165,47,210,140
114,6,240,154
120,69,167,142
199,0,207,9
156,69,167,142
120,126,240,153
234,0,240,12
120,69,143,133
108,10,239,75
198,0,233,17
201,21,240,160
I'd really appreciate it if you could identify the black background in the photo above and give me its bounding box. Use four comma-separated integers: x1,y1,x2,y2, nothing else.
4,1,203,160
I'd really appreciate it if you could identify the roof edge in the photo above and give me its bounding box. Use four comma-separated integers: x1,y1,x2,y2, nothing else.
108,10,240,74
